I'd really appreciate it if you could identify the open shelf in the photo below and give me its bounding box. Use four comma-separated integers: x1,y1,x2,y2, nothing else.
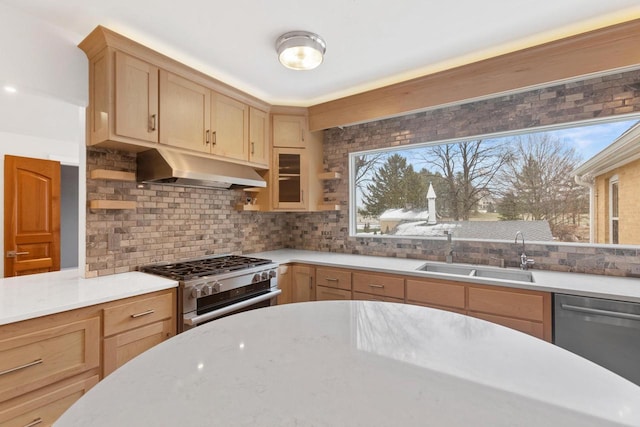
317,204,341,211
89,200,136,210
236,204,262,212
318,171,342,180
90,169,136,181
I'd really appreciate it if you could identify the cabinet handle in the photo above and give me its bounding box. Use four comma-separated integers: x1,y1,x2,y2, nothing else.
0,358,43,377
251,141,255,154
24,417,42,427
23,418,43,427
325,277,338,282
212,131,217,145
131,309,155,318
309,277,313,289
369,284,385,289
205,130,210,144
301,129,304,142
301,190,304,203
149,114,156,132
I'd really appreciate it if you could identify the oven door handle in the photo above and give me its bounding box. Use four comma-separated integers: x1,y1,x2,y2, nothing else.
184,289,282,326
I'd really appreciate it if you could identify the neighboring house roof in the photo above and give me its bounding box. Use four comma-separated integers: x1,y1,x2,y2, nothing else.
573,121,640,180
380,208,430,221
394,220,553,241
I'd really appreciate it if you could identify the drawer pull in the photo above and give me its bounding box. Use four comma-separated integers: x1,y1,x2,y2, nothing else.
131,309,155,318
369,284,385,289
24,418,43,427
0,358,43,377
325,277,339,282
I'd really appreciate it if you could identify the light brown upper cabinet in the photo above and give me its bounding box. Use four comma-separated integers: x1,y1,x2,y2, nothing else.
270,114,324,211
210,93,249,162
272,115,307,148
86,49,159,147
272,147,308,210
159,70,211,153
114,52,159,143
79,26,272,166
249,107,269,168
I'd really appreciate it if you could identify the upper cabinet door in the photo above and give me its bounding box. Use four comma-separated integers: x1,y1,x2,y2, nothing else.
249,107,269,168
211,93,249,161
159,70,211,153
272,115,307,148
114,51,159,143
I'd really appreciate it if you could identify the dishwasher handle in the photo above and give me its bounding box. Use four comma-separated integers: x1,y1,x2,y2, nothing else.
561,303,640,321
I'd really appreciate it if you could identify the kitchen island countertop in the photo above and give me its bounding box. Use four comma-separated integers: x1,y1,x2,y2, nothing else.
55,300,640,426
248,249,640,303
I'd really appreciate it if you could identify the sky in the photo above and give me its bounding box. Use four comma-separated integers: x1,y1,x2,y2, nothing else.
545,118,639,162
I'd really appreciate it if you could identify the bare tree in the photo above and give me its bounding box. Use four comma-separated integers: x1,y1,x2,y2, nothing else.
354,153,385,192
497,134,587,231
416,140,510,220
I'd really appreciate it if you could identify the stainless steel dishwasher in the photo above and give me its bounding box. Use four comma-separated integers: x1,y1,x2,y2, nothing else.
555,293,640,386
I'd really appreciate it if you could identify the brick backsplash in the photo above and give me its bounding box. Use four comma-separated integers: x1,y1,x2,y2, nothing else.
287,69,640,277
85,148,287,277
86,69,640,277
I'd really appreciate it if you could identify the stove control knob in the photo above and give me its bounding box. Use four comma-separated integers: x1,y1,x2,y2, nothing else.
190,287,201,299
201,284,212,296
252,273,262,283
269,270,277,278
261,271,269,281
211,282,220,293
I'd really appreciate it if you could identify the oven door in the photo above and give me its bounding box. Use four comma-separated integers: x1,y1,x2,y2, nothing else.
183,284,281,331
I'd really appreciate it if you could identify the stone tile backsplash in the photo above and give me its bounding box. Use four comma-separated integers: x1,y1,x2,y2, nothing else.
86,69,640,277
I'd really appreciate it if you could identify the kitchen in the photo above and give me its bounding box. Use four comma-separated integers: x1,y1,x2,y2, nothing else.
2,1,640,425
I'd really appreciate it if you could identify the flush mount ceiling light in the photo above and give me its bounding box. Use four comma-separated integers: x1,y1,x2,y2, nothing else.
276,31,326,71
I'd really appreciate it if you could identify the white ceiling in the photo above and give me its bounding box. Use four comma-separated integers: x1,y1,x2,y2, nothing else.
4,0,640,106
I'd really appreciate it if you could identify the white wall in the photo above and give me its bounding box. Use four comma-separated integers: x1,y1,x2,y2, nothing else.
0,3,88,277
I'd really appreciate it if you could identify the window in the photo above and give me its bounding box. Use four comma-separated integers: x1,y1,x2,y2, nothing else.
349,117,639,243
610,176,619,244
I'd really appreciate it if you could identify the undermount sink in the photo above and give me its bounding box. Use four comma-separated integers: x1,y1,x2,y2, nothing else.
472,268,534,282
417,263,475,276
416,262,534,283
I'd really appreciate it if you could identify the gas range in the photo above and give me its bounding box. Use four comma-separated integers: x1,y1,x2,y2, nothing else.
140,255,280,332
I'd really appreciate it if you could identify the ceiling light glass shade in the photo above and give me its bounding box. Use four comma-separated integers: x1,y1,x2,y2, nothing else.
276,31,326,71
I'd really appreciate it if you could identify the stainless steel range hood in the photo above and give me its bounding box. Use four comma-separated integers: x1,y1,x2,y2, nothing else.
136,148,266,189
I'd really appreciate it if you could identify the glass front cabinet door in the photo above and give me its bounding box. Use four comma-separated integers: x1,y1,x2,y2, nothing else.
273,148,308,210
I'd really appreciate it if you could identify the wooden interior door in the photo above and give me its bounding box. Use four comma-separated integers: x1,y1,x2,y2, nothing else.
4,155,60,277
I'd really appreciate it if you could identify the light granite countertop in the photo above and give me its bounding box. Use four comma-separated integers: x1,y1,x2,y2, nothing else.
0,269,178,326
248,249,640,303
55,301,640,427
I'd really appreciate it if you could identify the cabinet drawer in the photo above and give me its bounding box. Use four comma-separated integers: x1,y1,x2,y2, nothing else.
407,301,467,316
469,311,545,340
315,286,352,301
104,292,174,337
0,374,99,426
103,319,175,377
406,279,465,309
352,273,404,299
352,291,403,304
468,286,545,322
0,317,100,403
315,267,351,290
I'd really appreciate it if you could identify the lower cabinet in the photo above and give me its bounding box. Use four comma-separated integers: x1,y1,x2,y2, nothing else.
276,265,293,305
0,287,176,425
0,374,99,427
292,265,315,303
277,263,551,341
102,291,175,377
407,277,552,341
316,286,351,301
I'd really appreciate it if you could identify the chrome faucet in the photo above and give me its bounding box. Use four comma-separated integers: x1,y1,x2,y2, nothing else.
444,230,454,263
514,231,534,270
